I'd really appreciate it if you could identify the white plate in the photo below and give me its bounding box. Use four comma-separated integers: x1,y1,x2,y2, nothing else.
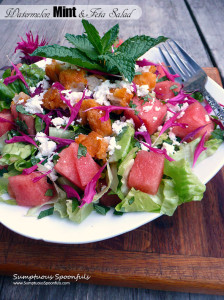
0,48,224,244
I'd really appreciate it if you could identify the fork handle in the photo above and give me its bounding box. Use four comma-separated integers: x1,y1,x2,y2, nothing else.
202,89,224,127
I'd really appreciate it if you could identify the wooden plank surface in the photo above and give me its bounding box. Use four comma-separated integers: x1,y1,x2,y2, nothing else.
0,68,223,297
0,0,224,299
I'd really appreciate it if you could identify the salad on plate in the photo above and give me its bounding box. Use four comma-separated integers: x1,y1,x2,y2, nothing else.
0,20,223,225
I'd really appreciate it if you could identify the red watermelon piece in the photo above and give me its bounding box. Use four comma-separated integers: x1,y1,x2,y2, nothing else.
154,81,181,100
128,151,164,195
11,102,35,135
171,102,214,141
156,64,167,79
125,96,167,134
8,172,55,207
55,143,100,190
0,110,13,137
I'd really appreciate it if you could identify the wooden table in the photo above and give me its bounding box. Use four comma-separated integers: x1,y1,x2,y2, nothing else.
0,0,224,299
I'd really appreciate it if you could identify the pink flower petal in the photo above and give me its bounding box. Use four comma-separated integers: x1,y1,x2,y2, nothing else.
166,89,197,105
15,31,48,64
193,132,207,167
0,117,15,126
210,116,224,130
4,60,29,88
79,163,107,208
204,104,213,114
159,111,187,137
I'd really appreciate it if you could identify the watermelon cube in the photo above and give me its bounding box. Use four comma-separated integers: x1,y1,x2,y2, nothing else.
156,64,167,79
0,110,13,137
154,81,181,100
55,143,100,190
125,96,167,134
128,151,164,195
11,102,35,135
8,172,55,207
171,102,214,141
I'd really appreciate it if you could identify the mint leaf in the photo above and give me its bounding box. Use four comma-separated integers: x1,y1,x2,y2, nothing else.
16,105,31,115
77,143,87,159
72,198,79,212
211,128,224,140
65,33,98,60
45,189,54,196
116,35,168,60
32,45,105,71
101,53,135,82
157,76,168,82
101,24,119,53
38,207,54,219
82,19,103,54
93,203,110,215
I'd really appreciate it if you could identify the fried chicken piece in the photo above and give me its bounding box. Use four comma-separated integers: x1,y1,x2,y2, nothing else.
133,71,156,91
107,88,133,113
45,60,64,82
59,69,87,90
75,131,108,161
42,87,67,110
79,99,112,137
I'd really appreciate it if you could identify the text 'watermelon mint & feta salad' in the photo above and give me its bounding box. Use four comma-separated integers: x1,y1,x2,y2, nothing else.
0,20,223,223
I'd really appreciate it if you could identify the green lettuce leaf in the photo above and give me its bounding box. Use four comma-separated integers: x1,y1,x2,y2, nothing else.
49,127,76,139
0,133,8,154
0,143,34,166
0,177,16,205
20,64,45,87
171,138,223,166
160,179,179,216
66,200,93,224
164,158,206,203
109,124,135,162
115,187,161,213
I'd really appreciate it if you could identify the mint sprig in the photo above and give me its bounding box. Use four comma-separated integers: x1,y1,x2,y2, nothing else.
32,20,168,82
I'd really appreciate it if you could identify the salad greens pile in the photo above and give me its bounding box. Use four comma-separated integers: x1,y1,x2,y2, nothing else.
0,20,223,225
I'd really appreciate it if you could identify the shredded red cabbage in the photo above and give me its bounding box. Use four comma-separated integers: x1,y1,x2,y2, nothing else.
32,170,52,183
132,82,137,94
166,90,197,105
204,104,213,114
61,184,81,201
140,141,175,162
52,82,65,91
4,60,29,88
159,64,180,82
0,117,15,126
135,131,151,146
48,136,74,147
159,112,188,137
84,105,133,122
79,163,107,208
5,134,38,147
210,116,224,130
83,68,120,78
36,112,53,134
15,31,48,64
60,90,86,130
193,132,207,167
219,103,224,108
180,125,208,143
22,158,46,175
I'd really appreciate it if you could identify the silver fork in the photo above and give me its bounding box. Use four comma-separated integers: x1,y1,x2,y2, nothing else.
158,39,224,127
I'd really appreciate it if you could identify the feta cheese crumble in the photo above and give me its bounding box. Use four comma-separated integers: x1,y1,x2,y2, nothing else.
35,132,57,157
24,92,46,114
93,80,116,106
136,84,149,97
